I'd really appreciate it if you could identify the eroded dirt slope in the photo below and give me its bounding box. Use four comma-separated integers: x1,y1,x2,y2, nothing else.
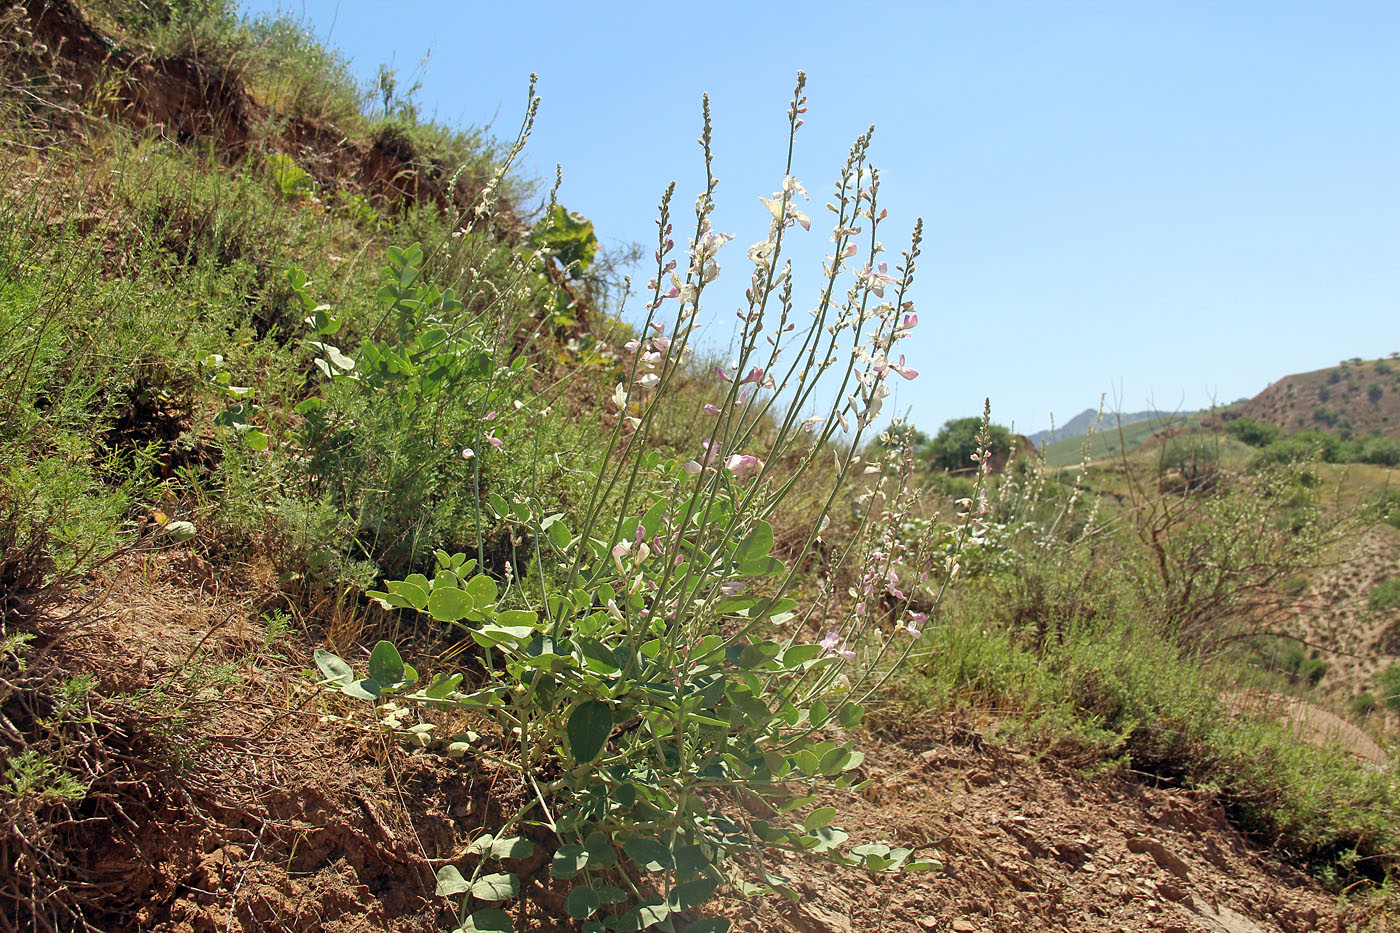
4,552,1383,932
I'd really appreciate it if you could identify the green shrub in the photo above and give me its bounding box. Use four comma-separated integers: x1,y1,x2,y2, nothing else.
923,416,1011,472
1351,692,1379,716
1380,664,1400,714
1360,436,1400,466
1224,416,1280,448
1368,579,1400,612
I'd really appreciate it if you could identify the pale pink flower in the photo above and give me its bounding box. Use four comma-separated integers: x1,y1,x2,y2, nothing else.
724,453,762,478
483,429,503,449
636,373,660,389
703,404,721,415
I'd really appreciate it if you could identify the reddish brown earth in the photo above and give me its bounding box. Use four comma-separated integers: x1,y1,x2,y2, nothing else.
1224,359,1400,439
4,551,1385,933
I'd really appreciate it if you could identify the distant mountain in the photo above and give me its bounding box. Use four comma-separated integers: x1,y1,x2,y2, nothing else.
1028,409,1178,449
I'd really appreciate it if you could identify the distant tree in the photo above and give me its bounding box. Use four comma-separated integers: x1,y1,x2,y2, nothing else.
922,417,1011,472
1368,383,1383,403
1224,417,1279,447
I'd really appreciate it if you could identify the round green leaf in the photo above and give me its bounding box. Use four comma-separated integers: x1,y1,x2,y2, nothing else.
566,700,613,764
470,872,519,902
490,836,535,860
551,844,588,879
803,807,837,832
368,641,405,685
313,649,354,684
565,886,601,920
456,908,513,933
435,864,469,896
428,585,473,623
621,836,669,872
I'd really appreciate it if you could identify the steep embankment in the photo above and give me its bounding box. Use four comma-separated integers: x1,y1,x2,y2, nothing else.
22,557,1363,933
1228,358,1400,439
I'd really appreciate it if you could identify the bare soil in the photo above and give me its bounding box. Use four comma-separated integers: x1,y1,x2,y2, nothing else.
2,551,1383,933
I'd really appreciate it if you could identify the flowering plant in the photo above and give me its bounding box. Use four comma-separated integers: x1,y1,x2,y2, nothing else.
316,74,957,932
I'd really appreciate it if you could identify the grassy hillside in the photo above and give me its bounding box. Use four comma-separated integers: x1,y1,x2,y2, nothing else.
1037,410,1216,467
2,3,1399,930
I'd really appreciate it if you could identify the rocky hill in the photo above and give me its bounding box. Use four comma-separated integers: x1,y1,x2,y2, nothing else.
1224,356,1400,438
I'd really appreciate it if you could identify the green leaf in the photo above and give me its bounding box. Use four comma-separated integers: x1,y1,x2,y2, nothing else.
547,517,572,550
667,878,717,911
671,843,709,876
595,884,627,904
808,826,849,852
819,746,852,776
565,886,601,920
428,585,473,623
312,341,355,372
621,836,669,872
496,609,539,629
243,428,269,450
566,701,613,764
386,579,429,611
456,909,513,933
576,638,620,675
632,900,670,929
293,395,326,415
424,673,463,699
465,574,499,607
435,864,469,896
343,679,380,701
490,836,534,860
466,834,496,856
782,644,823,668
803,807,837,832
368,641,405,685
311,305,341,335
470,872,519,901
837,702,864,728
583,831,616,868
902,859,942,872
735,521,774,564
737,556,786,578
550,844,588,879
314,650,354,684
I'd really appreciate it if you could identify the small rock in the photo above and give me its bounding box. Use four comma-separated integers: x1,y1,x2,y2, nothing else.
952,922,977,933
918,918,939,932
1156,879,1188,902
1126,836,1191,880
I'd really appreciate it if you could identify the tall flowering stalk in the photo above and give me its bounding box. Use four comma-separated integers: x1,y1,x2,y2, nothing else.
315,74,948,932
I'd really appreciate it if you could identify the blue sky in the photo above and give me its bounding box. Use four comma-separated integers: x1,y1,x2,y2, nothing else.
240,0,1399,437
